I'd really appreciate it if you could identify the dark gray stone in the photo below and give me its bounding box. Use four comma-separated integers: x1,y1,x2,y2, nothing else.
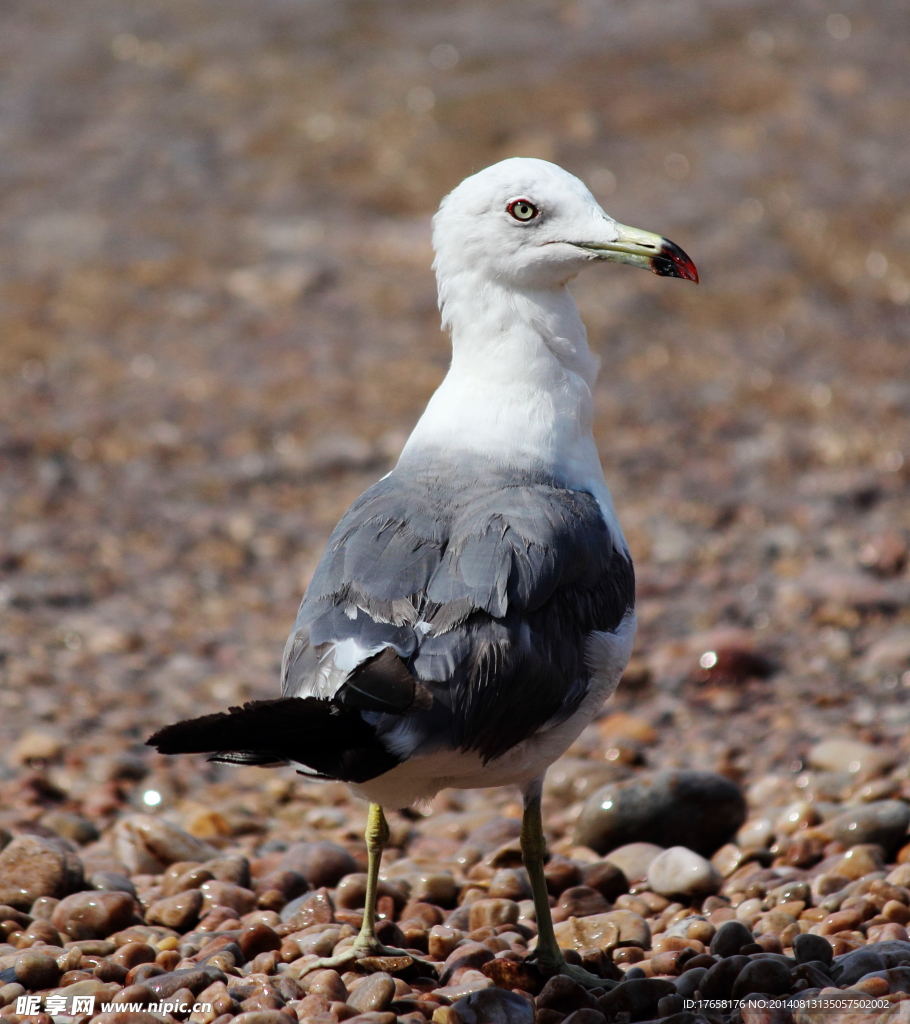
674,967,708,998
832,948,885,987
598,978,676,1021
573,771,746,856
824,801,910,855
731,958,792,998
710,920,754,958
793,933,833,967
452,987,535,1024
699,956,749,1000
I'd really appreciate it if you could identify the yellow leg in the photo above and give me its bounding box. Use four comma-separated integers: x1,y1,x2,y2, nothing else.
355,802,391,951
522,778,616,990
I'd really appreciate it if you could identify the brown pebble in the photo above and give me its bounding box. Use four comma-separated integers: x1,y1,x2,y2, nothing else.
109,983,154,1006
239,922,282,959
14,949,61,989
200,880,257,915
51,891,135,941
94,958,129,983
250,950,279,974
110,941,156,971
125,962,165,986
467,898,519,931
348,971,397,1014
145,888,203,931
307,968,348,1003
21,919,62,946
155,949,181,970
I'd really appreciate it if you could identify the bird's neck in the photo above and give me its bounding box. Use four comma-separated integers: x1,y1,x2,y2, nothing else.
399,272,604,491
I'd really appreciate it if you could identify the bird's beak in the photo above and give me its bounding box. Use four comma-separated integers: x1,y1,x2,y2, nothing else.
574,223,698,283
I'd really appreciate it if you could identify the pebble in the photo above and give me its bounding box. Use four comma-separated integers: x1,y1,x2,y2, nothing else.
452,988,535,1024
822,801,910,855
13,951,61,990
551,909,650,951
111,815,220,874
145,888,203,929
279,887,334,927
51,890,135,940
468,898,519,930
711,919,755,957
0,834,83,908
731,958,792,997
647,846,723,898
278,841,357,888
574,771,746,856
347,971,396,1013
808,739,897,776
603,842,665,883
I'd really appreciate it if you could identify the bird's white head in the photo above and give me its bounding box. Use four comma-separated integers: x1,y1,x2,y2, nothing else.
432,157,697,303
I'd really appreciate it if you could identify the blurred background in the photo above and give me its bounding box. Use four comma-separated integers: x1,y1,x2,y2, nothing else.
0,0,909,843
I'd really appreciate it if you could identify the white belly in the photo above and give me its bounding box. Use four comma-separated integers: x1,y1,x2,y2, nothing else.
351,610,636,808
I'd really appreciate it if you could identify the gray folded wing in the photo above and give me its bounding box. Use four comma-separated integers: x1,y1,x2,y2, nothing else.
282,464,634,764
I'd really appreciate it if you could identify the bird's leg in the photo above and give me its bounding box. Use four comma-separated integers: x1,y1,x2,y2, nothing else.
353,800,392,953
521,777,616,990
295,803,435,978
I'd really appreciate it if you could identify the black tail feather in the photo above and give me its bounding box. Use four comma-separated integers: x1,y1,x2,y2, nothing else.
147,696,401,784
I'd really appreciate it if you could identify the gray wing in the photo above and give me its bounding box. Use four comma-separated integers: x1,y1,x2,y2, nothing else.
282,467,634,763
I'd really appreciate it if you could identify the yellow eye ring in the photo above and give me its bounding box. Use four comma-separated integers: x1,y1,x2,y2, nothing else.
507,199,539,222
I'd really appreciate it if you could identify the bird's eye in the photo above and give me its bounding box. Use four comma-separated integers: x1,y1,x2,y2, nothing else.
507,199,539,222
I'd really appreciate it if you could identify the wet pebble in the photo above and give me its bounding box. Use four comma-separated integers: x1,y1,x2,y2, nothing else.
647,846,722,898
51,889,135,940
575,771,746,857
145,888,203,929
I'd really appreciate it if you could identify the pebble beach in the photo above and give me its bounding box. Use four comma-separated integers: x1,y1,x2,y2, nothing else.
1,0,910,1021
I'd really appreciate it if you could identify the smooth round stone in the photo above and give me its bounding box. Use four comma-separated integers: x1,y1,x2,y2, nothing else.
347,971,396,1013
199,880,257,915
14,950,61,989
552,909,650,951
793,933,834,966
647,847,722,898
708,917,753,954
603,843,664,883
731,958,792,998
488,868,532,902
580,860,628,900
280,887,334,927
0,834,84,909
307,969,348,1004
575,771,747,857
468,898,519,931
808,739,897,777
203,855,251,888
737,818,775,851
452,987,535,1024
823,802,910,856
675,966,708,998
557,886,612,918
278,841,357,888
406,870,458,907
145,889,203,930
836,844,885,880
51,890,135,940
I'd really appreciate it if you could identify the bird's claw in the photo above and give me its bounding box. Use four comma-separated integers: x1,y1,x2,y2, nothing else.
531,954,617,990
294,942,437,979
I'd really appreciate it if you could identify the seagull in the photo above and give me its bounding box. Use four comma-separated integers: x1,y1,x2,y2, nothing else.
149,157,697,987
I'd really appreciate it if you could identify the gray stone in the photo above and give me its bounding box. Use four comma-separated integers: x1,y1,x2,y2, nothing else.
731,958,791,998
90,871,137,897
647,846,722,898
598,978,676,1020
674,966,708,998
452,987,535,1024
348,971,396,1013
603,843,663,883
711,920,755,957
822,801,910,855
574,771,746,856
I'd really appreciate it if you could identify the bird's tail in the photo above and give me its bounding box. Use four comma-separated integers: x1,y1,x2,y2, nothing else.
146,695,401,783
